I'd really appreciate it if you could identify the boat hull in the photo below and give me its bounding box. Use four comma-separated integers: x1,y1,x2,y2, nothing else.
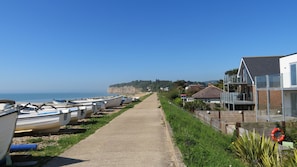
16,110,71,133
70,99,105,115
70,108,87,123
123,97,133,104
104,96,123,108
0,109,18,160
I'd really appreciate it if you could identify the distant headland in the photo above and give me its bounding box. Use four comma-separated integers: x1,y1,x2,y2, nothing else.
108,79,220,95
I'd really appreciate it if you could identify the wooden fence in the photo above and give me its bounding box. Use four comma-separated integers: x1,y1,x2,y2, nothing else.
194,110,288,139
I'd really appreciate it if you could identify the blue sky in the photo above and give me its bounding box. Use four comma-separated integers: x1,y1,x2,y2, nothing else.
1,1,297,93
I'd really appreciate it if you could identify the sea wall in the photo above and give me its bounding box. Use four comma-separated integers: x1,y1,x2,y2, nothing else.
108,86,142,95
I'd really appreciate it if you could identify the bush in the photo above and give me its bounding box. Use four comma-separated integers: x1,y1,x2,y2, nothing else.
167,89,180,100
173,97,183,107
184,100,210,112
230,130,280,167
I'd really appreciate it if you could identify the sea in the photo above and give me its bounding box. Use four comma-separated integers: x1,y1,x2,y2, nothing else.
0,92,113,103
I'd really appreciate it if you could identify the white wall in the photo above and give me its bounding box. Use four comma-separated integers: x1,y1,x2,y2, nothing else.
280,54,297,116
280,53,297,88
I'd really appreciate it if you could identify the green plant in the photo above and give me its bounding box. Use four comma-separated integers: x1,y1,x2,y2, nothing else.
184,100,210,112
283,122,297,144
230,130,280,167
282,149,297,166
166,89,180,100
173,97,183,107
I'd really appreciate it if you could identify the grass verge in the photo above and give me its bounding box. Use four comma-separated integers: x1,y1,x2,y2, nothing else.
159,94,245,167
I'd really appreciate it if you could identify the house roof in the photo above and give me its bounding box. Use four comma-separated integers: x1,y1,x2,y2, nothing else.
192,85,222,99
239,56,285,84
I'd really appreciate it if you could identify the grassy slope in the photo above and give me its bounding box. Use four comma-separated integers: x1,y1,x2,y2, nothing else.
159,94,245,167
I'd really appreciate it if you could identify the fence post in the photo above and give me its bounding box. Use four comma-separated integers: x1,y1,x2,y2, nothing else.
225,121,228,134
236,122,241,137
218,110,221,130
281,121,286,133
210,118,212,127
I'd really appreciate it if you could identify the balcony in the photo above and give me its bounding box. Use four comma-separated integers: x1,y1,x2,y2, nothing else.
255,74,281,90
224,75,249,85
224,75,240,84
221,92,254,105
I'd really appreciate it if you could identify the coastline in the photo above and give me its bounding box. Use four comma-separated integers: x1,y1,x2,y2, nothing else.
0,92,111,103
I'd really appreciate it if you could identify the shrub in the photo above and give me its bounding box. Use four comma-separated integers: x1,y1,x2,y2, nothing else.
230,130,280,166
166,89,180,100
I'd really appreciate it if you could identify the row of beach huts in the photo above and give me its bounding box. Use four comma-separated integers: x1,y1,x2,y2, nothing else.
0,95,138,164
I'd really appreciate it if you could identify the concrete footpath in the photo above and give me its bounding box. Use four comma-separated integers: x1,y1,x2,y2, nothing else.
43,93,183,167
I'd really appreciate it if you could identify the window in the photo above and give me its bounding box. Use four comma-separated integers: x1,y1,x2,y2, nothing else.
291,63,297,86
243,68,247,83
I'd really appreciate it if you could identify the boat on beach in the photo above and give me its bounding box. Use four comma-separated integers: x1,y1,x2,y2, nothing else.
122,96,133,104
68,106,86,123
15,103,71,133
99,95,123,109
0,100,18,161
69,98,106,116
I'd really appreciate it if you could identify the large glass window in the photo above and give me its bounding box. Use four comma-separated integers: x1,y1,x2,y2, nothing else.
243,68,247,83
291,64,297,86
291,93,297,116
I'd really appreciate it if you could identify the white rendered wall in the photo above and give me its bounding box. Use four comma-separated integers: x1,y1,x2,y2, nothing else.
280,53,297,88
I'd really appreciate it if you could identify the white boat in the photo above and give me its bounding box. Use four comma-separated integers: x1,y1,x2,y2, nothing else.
73,96,122,110
69,99,106,116
52,100,91,120
15,103,71,133
122,96,133,104
132,96,140,102
102,95,123,108
0,100,18,161
69,106,86,123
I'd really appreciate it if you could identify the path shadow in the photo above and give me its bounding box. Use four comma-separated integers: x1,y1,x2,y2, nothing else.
42,156,88,167
13,128,87,137
56,128,87,134
2,155,87,167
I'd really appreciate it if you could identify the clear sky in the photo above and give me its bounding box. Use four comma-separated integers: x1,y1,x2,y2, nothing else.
1,0,297,93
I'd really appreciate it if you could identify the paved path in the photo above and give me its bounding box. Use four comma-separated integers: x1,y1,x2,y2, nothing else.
44,93,180,167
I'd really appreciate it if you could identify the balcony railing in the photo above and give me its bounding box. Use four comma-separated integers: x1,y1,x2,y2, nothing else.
224,75,251,85
221,92,254,104
224,75,241,84
255,74,281,89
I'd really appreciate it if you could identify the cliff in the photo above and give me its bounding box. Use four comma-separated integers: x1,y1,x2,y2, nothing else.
108,86,142,95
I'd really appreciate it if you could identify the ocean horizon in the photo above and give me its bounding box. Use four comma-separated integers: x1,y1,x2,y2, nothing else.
0,92,113,103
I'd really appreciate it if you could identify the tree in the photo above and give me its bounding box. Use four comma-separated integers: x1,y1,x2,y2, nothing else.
173,80,187,88
214,79,223,89
224,68,239,92
225,68,238,76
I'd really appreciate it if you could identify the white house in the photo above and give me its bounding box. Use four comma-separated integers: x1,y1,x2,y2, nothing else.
280,53,297,117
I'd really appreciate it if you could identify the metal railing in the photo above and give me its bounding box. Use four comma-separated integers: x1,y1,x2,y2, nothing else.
224,75,241,83
221,92,253,104
255,74,281,89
